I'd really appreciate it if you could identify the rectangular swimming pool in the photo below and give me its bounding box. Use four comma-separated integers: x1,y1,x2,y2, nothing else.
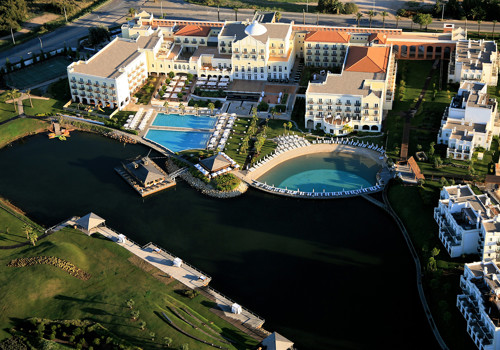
145,129,211,153
152,113,217,129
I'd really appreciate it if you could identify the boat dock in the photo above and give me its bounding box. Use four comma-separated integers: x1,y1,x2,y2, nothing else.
53,216,266,334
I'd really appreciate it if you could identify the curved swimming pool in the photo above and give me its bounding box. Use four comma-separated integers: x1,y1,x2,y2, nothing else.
257,152,380,192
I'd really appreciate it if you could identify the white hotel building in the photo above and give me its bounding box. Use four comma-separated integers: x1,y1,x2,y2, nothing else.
434,185,500,262
458,261,500,350
437,81,498,160
449,39,499,87
304,45,396,134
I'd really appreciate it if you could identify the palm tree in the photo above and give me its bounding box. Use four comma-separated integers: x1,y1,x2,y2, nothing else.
23,224,32,239
26,89,33,108
367,10,376,28
131,310,140,320
139,320,146,330
395,15,400,29
6,89,19,113
207,102,215,115
234,8,238,21
355,12,363,27
409,15,414,31
492,20,497,39
163,337,173,347
126,299,135,309
275,12,282,22
163,101,169,112
283,122,287,133
194,104,199,115
477,20,482,35
381,11,388,28
251,106,257,118
28,231,38,246
149,332,155,341
287,121,292,131
270,106,276,119
179,102,186,115
128,8,136,17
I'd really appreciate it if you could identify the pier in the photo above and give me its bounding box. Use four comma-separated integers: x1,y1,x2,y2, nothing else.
53,216,266,335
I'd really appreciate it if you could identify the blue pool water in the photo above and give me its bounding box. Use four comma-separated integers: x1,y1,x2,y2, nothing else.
145,129,211,152
152,113,217,129
258,152,379,192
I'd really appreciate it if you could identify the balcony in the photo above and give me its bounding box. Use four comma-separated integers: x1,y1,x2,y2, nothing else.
86,82,92,86
86,88,92,92
79,87,85,91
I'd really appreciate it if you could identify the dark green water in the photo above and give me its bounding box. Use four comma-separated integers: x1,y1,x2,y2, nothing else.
0,132,439,350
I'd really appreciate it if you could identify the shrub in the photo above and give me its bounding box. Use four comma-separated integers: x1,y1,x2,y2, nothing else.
211,173,240,192
275,104,286,113
343,2,358,14
7,256,91,280
257,101,269,112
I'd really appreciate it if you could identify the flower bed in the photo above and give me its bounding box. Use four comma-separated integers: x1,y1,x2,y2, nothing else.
7,256,91,280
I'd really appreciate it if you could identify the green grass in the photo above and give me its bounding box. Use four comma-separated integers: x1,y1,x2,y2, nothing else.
5,57,72,90
0,211,259,349
387,181,475,350
0,118,49,149
0,92,19,122
23,98,66,116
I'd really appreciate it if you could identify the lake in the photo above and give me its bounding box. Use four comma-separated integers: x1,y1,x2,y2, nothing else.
0,132,439,349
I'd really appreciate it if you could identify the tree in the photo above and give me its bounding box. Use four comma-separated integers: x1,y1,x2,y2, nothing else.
287,121,293,131
355,12,363,26
395,15,400,29
416,144,422,151
128,8,136,17
477,20,481,34
23,223,32,239
431,247,440,257
163,337,173,347
26,88,32,108
427,257,437,272
28,231,38,246
149,332,155,341
275,12,281,22
0,0,27,33
413,13,433,31
493,20,497,38
179,103,186,115
234,7,238,21
409,15,414,30
131,310,140,320
428,142,435,157
367,10,376,28
181,344,189,350
6,89,20,113
381,11,388,28
207,102,215,115
343,2,358,14
270,106,276,119
283,122,288,133
194,104,199,115
88,26,110,46
126,299,135,309
168,71,175,79
138,321,146,330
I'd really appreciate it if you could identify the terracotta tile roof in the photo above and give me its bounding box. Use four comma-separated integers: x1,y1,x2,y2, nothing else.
368,33,387,44
344,46,390,73
174,25,211,37
304,30,350,43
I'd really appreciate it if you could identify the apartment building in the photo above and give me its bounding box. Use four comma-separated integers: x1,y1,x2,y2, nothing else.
437,81,499,160
304,45,396,134
457,261,500,350
449,39,499,86
434,185,500,262
303,31,349,68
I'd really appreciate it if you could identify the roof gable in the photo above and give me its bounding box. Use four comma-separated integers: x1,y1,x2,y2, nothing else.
76,212,105,230
344,46,390,73
304,30,350,43
200,154,231,172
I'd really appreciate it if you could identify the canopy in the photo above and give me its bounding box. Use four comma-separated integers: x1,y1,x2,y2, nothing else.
75,212,105,231
173,257,183,267
231,303,242,314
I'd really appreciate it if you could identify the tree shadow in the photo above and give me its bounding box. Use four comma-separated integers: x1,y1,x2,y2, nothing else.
54,294,121,307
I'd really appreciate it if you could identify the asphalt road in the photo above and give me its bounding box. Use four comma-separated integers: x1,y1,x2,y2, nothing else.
1,0,497,68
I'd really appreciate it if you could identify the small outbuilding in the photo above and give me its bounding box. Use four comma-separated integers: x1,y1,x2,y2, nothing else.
231,303,242,314
75,212,106,235
200,153,232,173
124,156,167,188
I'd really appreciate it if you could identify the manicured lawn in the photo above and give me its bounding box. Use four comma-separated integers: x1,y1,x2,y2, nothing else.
0,93,18,122
387,182,475,350
23,98,66,116
0,211,258,349
0,118,49,149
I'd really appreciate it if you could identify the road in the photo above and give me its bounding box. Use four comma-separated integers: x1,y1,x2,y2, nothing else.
1,0,498,67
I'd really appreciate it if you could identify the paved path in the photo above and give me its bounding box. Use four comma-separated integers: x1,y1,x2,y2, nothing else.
400,60,438,161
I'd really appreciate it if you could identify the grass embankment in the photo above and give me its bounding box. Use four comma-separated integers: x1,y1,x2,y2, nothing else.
0,209,258,349
0,118,49,149
387,181,475,350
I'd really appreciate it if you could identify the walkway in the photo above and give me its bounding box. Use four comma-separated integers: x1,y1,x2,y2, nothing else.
380,185,449,350
400,60,439,161
53,217,266,330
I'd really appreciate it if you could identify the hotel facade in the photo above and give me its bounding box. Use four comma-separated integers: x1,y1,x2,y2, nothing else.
67,11,466,111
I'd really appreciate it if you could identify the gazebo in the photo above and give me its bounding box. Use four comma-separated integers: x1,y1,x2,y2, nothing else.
261,332,294,350
195,152,237,178
75,212,106,235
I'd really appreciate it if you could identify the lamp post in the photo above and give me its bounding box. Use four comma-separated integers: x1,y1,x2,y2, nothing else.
38,37,43,49
441,1,446,21
10,27,15,45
